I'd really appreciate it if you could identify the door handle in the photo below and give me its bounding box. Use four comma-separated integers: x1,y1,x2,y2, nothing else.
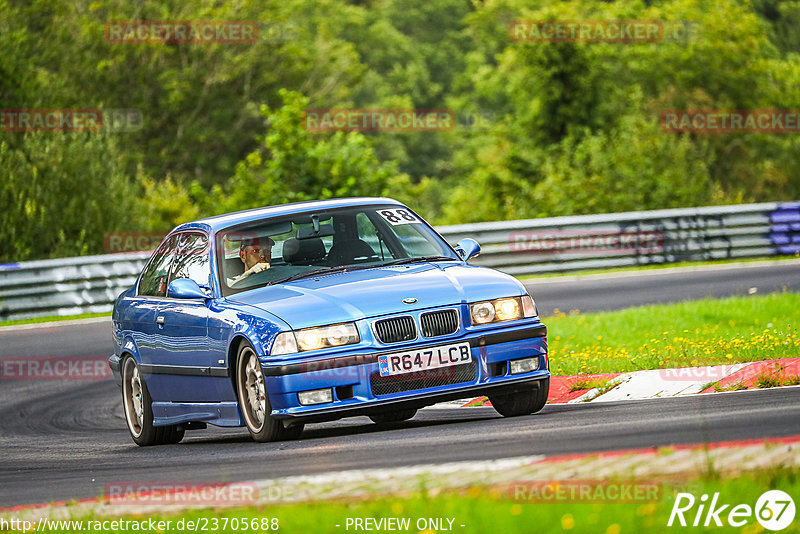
156,316,165,325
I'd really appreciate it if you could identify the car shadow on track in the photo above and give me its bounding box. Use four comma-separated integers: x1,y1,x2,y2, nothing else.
177,408,510,445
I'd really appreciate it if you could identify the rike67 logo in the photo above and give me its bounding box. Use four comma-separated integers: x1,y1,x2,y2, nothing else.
668,490,795,531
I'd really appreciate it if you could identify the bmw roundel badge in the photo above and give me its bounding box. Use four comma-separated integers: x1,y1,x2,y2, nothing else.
402,297,418,304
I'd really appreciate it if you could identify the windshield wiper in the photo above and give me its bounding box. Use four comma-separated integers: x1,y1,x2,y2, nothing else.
268,266,349,285
268,257,456,284
377,256,459,267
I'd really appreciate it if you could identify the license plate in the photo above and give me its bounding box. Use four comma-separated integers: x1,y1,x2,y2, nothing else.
377,342,472,377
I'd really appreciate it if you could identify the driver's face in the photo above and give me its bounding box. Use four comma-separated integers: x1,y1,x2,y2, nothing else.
240,244,271,270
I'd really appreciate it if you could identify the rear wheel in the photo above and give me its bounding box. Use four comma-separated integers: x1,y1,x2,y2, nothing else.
122,357,184,446
235,340,303,442
489,378,549,417
368,408,417,424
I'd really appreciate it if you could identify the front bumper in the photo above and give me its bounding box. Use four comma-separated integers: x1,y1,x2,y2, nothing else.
262,322,548,422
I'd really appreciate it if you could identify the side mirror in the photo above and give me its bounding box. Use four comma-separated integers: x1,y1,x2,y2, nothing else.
454,238,481,261
168,278,211,300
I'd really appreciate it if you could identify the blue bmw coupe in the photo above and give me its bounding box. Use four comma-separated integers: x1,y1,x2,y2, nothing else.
110,198,549,446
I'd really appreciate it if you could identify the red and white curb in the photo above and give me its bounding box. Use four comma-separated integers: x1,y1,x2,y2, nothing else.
428,357,800,408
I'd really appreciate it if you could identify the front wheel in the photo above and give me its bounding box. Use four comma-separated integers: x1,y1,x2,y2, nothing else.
122,356,184,446
489,378,549,417
235,340,303,442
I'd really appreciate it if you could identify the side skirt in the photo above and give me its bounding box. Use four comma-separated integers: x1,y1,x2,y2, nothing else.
152,401,242,428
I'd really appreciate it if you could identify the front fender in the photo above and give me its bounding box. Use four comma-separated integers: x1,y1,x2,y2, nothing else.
219,305,287,413
229,321,276,359
109,333,142,388
212,300,290,362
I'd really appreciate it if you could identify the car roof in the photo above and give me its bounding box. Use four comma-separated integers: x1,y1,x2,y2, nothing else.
172,197,404,234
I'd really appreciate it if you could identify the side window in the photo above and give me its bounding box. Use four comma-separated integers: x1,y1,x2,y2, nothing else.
138,236,176,297
170,233,211,288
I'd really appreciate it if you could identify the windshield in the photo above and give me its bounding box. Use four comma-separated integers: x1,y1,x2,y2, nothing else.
216,205,458,295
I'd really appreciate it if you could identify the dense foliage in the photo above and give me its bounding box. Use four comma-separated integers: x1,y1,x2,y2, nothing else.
2,0,799,261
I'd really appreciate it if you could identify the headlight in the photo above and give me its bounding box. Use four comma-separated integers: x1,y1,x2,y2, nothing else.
495,297,520,321
469,295,537,325
271,322,360,355
470,301,495,324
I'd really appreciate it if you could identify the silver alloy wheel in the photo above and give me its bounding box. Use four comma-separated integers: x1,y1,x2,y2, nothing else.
123,359,144,438
240,347,266,431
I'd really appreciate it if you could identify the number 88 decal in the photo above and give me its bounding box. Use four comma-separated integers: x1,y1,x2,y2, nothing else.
378,208,418,225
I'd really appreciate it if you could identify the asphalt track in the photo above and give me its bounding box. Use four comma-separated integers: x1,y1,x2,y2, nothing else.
1,260,799,507
525,258,800,316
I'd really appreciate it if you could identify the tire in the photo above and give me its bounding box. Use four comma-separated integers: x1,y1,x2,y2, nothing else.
122,356,184,446
368,408,417,424
489,378,549,417
235,340,304,442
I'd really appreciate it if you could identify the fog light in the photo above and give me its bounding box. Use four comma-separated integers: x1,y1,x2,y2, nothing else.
509,357,539,374
297,388,333,406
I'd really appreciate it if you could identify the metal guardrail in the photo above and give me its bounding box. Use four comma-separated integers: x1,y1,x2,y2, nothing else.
1,202,797,321
0,252,151,322
439,201,799,275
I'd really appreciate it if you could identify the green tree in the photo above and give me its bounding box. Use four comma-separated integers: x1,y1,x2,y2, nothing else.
198,90,429,217
3,0,800,260
440,0,800,223
0,132,138,262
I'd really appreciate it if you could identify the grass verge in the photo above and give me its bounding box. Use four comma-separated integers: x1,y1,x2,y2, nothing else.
713,381,748,392
0,312,111,328
568,377,616,394
29,468,799,533
546,292,800,375
754,372,800,389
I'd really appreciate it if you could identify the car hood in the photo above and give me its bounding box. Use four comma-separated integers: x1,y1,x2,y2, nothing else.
225,263,526,329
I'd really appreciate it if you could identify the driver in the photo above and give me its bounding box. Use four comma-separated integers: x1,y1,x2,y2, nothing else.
229,236,275,286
